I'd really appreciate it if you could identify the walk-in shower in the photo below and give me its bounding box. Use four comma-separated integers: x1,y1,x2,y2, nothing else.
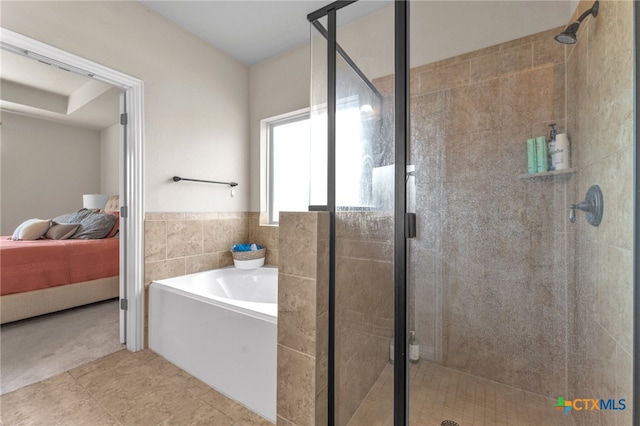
308,0,636,425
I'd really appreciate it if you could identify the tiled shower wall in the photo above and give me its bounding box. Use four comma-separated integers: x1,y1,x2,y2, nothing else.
396,25,572,397
567,1,633,425
143,212,278,344
335,212,394,426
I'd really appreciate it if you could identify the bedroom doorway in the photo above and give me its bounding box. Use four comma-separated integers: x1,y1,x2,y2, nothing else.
0,28,145,352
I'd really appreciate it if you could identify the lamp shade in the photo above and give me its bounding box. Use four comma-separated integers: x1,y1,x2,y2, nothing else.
83,194,109,210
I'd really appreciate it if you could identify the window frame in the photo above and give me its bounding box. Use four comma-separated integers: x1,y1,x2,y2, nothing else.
265,109,311,225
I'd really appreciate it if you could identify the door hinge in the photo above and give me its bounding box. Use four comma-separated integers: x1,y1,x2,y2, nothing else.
120,298,128,311
405,212,416,238
120,205,128,218
120,113,128,125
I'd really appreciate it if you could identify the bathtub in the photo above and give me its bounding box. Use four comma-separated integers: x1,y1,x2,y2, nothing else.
149,266,277,422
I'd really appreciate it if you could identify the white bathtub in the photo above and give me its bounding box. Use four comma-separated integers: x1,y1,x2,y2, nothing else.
149,266,277,422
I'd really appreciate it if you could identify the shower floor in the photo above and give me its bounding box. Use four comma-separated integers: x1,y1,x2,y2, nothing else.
347,360,576,426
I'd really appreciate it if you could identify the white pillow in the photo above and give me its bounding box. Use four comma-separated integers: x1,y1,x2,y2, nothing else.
12,219,52,241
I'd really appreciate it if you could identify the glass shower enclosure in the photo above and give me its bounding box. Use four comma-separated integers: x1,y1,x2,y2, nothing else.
308,1,636,425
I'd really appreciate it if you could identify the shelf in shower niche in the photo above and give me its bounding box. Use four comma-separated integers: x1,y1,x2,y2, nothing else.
518,168,576,179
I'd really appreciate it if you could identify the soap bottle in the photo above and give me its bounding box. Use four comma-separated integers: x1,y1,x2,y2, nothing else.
547,123,557,171
409,331,419,363
389,337,394,364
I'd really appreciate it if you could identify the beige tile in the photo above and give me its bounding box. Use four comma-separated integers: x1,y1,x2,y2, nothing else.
144,258,186,286
598,244,633,354
279,212,318,279
199,388,250,421
145,220,167,261
3,349,276,426
0,373,93,425
278,273,317,356
615,344,633,426
234,411,275,426
277,345,315,426
276,415,297,426
186,253,218,274
596,149,633,251
446,78,500,134
160,399,234,426
533,27,566,66
167,220,203,258
470,43,532,82
500,65,563,128
218,250,234,267
418,60,469,94
145,212,186,221
203,218,231,253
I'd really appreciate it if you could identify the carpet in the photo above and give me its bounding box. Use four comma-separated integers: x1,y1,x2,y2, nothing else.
0,299,124,395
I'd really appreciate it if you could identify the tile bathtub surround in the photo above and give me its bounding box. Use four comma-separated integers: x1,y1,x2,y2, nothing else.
0,349,273,426
144,212,279,346
277,212,329,426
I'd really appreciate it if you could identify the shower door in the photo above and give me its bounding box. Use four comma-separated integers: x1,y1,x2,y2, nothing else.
309,2,403,425
312,1,635,425
405,1,635,426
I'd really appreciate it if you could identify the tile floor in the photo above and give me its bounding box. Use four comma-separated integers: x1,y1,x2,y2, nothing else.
0,349,272,426
348,360,577,426
1,349,583,426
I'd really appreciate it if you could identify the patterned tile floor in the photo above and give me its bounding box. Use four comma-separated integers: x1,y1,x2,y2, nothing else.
348,360,577,426
0,349,272,426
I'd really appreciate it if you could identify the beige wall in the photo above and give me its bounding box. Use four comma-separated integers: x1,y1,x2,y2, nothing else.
100,123,119,196
0,111,101,234
248,45,310,212
567,1,633,424
1,1,250,213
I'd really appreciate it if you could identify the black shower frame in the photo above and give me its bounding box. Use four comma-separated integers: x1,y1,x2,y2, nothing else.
307,1,410,424
310,0,639,424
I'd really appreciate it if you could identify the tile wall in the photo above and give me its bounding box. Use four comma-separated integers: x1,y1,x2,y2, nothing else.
276,212,329,426
393,25,572,397
566,1,634,425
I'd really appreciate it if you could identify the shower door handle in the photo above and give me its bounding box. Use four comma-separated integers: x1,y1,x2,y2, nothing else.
405,213,416,238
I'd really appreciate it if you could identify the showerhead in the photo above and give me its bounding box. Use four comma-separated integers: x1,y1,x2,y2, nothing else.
554,22,580,44
554,0,599,44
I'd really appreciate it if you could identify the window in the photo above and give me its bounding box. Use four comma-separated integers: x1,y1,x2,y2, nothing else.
266,112,311,224
265,100,375,224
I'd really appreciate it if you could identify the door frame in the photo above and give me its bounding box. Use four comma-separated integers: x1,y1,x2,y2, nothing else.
1,27,145,352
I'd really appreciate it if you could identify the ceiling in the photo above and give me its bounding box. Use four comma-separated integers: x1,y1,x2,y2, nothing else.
140,0,393,66
0,49,121,131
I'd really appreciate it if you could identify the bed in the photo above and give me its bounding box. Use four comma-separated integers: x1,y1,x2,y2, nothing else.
0,199,121,324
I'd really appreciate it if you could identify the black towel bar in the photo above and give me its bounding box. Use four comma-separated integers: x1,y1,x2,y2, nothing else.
172,176,238,187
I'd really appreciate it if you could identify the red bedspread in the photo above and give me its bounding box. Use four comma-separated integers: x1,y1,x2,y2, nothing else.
0,237,119,296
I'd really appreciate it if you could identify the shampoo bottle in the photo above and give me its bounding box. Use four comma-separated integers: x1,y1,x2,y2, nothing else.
553,133,571,170
409,331,419,363
536,136,548,173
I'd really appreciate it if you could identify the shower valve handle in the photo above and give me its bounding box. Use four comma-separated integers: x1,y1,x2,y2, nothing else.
569,185,603,227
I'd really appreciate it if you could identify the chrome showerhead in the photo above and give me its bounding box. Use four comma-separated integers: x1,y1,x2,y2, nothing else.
554,0,599,44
